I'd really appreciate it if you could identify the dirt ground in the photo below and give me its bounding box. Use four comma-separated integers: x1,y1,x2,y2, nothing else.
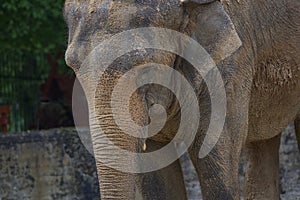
181,124,300,200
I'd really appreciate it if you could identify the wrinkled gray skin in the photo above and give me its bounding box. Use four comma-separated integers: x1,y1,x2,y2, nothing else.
64,0,300,199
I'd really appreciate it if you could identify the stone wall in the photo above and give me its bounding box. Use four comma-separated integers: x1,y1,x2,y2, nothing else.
0,127,299,199
0,129,99,200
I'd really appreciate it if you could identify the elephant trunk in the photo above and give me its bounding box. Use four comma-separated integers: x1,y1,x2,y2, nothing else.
96,161,136,199
84,71,148,199
91,118,140,199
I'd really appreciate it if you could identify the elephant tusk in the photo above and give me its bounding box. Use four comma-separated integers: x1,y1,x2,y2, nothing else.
143,142,147,151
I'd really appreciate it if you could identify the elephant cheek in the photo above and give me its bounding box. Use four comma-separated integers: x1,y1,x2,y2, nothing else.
188,1,242,63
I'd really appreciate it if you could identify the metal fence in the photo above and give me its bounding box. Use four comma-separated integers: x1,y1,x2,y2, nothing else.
0,52,50,132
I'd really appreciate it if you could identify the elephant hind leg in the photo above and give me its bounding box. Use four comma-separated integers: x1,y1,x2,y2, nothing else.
245,134,281,200
295,112,300,152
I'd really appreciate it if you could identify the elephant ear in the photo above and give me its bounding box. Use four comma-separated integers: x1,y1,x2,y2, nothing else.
186,1,242,63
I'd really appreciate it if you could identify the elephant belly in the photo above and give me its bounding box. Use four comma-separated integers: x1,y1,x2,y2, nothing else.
247,56,300,142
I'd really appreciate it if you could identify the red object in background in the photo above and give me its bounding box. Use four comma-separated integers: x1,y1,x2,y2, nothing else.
0,105,10,133
37,53,75,129
41,53,75,108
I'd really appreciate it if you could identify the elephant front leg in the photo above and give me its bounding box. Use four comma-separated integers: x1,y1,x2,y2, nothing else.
189,131,244,199
188,96,248,200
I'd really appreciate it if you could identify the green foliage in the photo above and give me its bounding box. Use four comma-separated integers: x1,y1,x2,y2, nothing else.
0,0,67,54
0,52,50,131
0,0,72,132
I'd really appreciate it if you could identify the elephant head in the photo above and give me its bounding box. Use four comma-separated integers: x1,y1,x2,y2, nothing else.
64,0,241,199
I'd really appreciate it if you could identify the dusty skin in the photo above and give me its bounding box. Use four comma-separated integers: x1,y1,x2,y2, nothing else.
64,0,300,199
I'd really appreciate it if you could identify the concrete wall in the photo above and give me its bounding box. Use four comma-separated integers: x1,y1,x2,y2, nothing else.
0,127,299,199
0,129,99,200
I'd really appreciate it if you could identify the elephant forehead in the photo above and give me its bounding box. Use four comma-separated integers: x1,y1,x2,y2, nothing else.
64,0,183,20
64,0,185,42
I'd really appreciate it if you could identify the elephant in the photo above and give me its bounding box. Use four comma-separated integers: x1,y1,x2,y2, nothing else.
64,0,300,199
